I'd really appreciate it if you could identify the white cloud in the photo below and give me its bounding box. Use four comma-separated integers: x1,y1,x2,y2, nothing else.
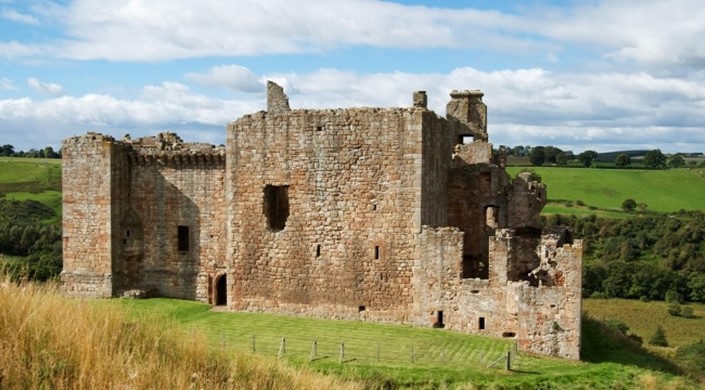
186,65,262,93
0,77,14,90
27,77,64,96
3,66,705,153
1,7,39,25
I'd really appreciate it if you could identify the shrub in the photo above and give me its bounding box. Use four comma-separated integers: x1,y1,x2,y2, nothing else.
621,199,637,212
667,302,682,317
605,318,630,335
649,325,669,347
680,305,695,319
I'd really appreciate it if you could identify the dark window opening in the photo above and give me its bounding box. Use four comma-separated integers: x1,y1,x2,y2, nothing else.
126,229,130,237
316,244,321,257
177,225,190,252
215,274,227,306
373,204,377,211
316,125,323,131
458,134,474,144
358,305,366,312
502,332,516,338
122,239,127,245
433,311,445,328
462,255,488,279
374,246,380,260
479,317,486,330
264,185,290,231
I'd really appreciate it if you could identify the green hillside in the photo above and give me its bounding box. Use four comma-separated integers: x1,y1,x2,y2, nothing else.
506,167,705,216
0,157,62,216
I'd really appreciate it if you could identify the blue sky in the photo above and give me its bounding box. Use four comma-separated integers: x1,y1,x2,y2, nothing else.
1,0,704,153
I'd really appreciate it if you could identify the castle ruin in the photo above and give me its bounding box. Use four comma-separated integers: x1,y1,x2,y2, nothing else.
61,82,582,359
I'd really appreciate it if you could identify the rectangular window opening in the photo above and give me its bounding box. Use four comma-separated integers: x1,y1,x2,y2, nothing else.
459,134,474,144
374,246,380,260
434,311,445,328
177,225,190,252
479,317,486,330
264,185,290,231
316,244,321,257
358,305,366,312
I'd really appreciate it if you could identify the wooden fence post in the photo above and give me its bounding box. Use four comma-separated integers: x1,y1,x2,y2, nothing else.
505,350,511,370
278,337,286,359
339,341,345,364
251,334,256,352
310,339,318,361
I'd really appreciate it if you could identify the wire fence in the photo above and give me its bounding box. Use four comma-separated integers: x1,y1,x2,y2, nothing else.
197,329,521,370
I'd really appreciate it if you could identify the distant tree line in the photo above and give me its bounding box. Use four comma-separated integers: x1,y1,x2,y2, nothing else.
542,211,705,302
0,199,62,280
0,144,61,158
508,146,702,169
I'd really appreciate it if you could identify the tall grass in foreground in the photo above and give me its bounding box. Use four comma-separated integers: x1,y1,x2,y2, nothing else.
0,279,361,390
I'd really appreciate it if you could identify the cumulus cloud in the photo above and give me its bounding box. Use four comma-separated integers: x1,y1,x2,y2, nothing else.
186,65,262,93
0,0,689,72
3,66,705,153
27,77,64,96
0,81,261,151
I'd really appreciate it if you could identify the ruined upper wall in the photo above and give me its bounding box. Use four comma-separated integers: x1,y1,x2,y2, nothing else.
124,132,225,167
446,90,488,142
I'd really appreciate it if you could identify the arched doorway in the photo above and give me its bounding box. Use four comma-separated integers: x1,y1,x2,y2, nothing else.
215,274,227,306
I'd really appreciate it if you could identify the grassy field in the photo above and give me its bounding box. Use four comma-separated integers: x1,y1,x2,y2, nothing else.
0,280,360,390
112,297,699,389
0,157,62,215
506,167,705,216
584,298,705,349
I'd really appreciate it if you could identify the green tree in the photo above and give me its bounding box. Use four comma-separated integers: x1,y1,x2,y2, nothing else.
0,144,15,156
644,149,667,169
529,146,546,166
615,153,631,167
668,154,686,168
621,198,637,212
649,325,668,347
578,150,598,167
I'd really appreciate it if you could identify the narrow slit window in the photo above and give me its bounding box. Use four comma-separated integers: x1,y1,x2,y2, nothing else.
177,225,190,252
479,317,486,330
316,244,321,257
374,246,380,260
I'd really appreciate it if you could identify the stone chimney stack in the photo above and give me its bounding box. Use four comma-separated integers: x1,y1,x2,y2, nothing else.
413,91,428,108
446,90,488,141
267,81,290,114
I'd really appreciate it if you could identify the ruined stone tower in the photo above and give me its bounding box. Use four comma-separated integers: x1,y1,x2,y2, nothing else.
62,83,582,359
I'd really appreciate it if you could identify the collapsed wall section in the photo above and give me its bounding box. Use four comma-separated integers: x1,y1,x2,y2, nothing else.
414,227,582,360
226,107,426,320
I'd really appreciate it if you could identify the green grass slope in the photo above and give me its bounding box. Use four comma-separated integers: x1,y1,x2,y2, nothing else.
114,298,699,389
0,157,62,215
507,167,705,215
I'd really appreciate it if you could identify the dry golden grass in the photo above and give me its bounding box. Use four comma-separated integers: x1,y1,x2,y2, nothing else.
0,279,361,390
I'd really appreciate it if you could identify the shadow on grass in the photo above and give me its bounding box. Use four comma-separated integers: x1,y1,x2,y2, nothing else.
580,314,682,375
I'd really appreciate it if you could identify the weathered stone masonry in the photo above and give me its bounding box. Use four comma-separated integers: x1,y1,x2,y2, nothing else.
62,82,582,359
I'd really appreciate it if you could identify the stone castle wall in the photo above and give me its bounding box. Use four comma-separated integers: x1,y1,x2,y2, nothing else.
226,107,430,320
62,83,583,360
